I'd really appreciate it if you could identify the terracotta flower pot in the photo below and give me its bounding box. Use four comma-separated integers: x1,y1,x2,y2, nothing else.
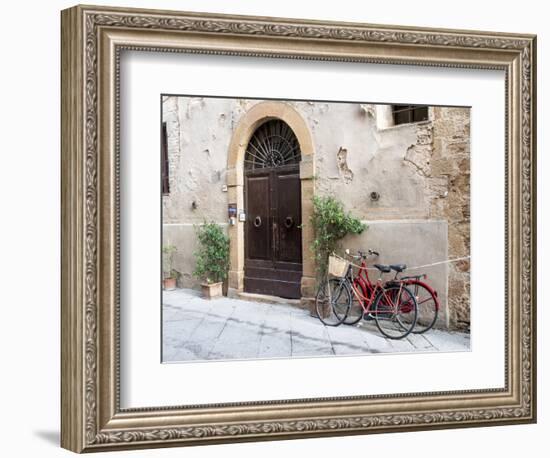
201,282,223,299
163,277,177,291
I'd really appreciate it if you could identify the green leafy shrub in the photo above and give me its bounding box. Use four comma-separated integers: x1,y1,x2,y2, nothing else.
162,245,177,279
310,196,366,278
193,221,230,284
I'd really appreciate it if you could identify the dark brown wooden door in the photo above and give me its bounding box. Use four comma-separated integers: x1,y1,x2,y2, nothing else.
244,164,302,298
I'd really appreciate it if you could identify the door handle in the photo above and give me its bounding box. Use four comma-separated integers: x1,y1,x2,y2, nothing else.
253,216,262,228
272,222,279,254
284,216,294,229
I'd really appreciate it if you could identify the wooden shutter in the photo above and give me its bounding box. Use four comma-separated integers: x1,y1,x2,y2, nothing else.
161,122,169,195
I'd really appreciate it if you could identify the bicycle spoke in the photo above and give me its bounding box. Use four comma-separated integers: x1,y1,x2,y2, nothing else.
315,279,351,326
341,283,365,325
374,285,417,339
410,284,438,333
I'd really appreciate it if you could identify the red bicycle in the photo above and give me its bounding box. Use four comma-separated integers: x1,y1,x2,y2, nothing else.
388,265,440,334
343,249,440,333
315,250,418,339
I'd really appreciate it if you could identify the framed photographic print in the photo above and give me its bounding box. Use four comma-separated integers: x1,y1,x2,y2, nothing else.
61,4,537,453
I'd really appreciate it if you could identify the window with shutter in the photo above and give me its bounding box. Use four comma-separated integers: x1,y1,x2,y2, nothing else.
392,105,429,125
161,122,170,195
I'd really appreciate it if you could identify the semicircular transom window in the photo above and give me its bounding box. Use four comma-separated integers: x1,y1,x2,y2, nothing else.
244,119,301,170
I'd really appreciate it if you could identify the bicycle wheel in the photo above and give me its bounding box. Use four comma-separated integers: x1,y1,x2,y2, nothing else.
342,280,365,325
315,278,351,326
408,281,439,334
373,284,417,339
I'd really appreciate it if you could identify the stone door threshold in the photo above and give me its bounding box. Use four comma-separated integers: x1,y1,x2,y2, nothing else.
233,291,301,306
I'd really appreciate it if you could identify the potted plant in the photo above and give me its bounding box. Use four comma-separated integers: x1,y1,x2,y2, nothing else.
193,221,230,299
162,245,178,290
310,195,367,278
309,196,366,317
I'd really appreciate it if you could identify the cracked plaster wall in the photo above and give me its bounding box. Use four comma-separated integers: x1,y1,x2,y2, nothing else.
430,106,471,329
162,97,470,329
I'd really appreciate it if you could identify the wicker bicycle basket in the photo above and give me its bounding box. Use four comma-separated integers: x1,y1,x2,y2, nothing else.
328,255,349,278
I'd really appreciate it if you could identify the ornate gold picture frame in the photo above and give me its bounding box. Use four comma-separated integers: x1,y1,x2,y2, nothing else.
61,4,536,453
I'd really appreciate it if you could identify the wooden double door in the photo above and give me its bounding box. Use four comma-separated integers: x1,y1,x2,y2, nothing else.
244,164,302,299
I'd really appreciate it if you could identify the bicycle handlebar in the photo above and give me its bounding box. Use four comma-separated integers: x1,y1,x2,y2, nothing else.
344,248,380,259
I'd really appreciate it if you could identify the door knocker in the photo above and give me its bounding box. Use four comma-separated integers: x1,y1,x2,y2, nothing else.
253,216,262,228
284,216,294,229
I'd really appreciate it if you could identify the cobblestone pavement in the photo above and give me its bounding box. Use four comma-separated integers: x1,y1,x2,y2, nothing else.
162,288,470,363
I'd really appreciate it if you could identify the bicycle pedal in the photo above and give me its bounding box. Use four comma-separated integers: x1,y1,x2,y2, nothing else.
363,313,375,321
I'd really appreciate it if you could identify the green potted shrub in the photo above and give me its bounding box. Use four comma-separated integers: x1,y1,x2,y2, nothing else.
162,245,178,290
193,221,230,299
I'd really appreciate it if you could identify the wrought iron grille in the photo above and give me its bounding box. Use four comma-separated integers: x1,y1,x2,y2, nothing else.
244,119,301,170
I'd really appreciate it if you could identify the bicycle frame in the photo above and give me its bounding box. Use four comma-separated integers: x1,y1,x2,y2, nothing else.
349,259,376,310
400,277,440,311
342,258,403,316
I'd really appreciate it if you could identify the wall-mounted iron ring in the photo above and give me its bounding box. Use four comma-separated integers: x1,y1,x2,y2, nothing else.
253,216,262,228
284,216,294,229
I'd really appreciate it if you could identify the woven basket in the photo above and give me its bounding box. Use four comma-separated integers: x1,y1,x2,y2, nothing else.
328,255,349,278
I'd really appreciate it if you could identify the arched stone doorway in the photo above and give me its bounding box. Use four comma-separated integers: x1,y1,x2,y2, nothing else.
226,101,315,303
243,119,302,298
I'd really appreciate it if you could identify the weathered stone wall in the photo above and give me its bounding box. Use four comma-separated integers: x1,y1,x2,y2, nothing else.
162,96,470,329
430,107,471,330
374,105,470,329
162,97,433,222
314,105,428,219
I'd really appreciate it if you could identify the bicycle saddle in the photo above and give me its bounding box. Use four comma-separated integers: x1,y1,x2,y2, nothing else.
390,264,407,272
373,264,391,273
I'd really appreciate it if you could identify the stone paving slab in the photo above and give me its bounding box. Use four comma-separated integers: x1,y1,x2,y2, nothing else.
162,289,470,363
